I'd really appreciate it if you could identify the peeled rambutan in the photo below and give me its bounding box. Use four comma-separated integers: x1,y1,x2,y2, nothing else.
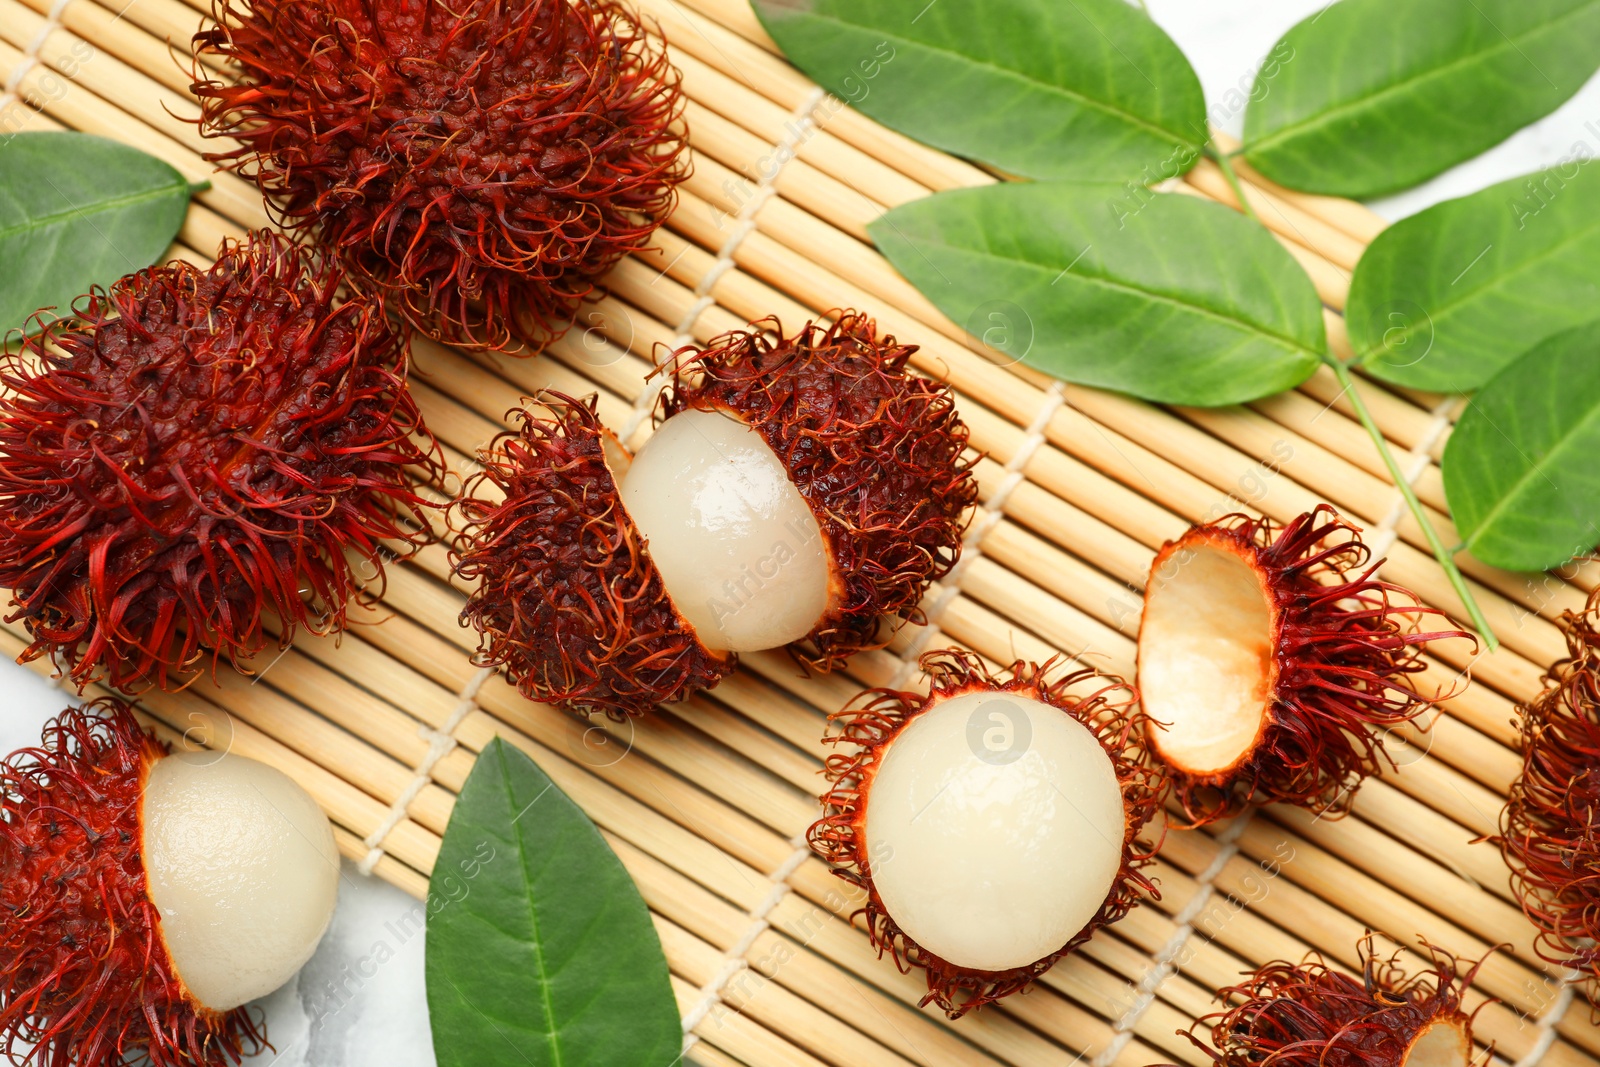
1,698,340,1067
1136,506,1464,825
193,0,688,351
1497,589,1600,1002
1181,935,1487,1067
807,650,1166,1017
0,230,443,691
452,311,977,718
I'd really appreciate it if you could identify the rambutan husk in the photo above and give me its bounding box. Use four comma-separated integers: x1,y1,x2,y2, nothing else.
1137,506,1466,826
662,311,977,670
193,0,688,351
807,650,1167,1018
0,231,444,692
1497,588,1600,1003
0,699,266,1067
452,392,733,719
1182,934,1489,1067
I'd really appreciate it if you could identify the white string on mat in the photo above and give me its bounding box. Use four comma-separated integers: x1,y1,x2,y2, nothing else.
619,86,829,444
357,665,494,876
1365,396,1455,568
1,0,73,111
1510,971,1580,1067
680,837,814,1054
889,381,1068,688
1089,810,1254,1067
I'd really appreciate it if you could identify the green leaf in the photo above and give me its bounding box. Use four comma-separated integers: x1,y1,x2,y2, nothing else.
1443,319,1600,572
751,0,1207,183
0,132,191,335
1242,0,1600,199
870,182,1327,405
1347,163,1600,392
425,738,680,1067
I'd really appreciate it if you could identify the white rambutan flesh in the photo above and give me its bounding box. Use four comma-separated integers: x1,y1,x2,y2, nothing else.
1138,539,1277,777
1406,1019,1472,1067
862,691,1125,973
619,406,830,653
142,751,341,1012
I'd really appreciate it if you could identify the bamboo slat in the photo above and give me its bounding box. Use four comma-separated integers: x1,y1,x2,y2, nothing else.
5,2,1598,1066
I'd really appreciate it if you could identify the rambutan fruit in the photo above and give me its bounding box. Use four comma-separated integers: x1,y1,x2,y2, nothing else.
0,231,443,692
1181,935,1487,1067
1136,506,1464,826
1497,589,1600,1002
1,698,340,1067
806,650,1166,1017
193,0,688,351
452,311,976,718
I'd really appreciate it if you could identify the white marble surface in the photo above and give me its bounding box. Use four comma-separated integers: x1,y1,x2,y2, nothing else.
2,4,1598,1064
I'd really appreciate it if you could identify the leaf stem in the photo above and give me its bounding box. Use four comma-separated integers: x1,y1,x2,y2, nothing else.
1203,144,1262,226
1323,354,1498,651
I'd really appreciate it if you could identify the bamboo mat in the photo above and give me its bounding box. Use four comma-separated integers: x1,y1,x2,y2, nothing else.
2,0,1597,1063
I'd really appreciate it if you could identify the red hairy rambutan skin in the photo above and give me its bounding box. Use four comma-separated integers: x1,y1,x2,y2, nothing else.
1182,935,1486,1067
452,393,733,719
1141,506,1467,826
193,0,688,351
1,699,265,1067
1497,590,1600,1003
808,649,1166,1017
0,231,444,692
663,312,978,670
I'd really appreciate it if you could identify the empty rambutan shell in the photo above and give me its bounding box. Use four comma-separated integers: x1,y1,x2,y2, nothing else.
1182,935,1487,1067
1,699,340,1067
452,311,976,718
1497,589,1600,1002
0,230,443,691
807,650,1166,1017
193,0,689,351
1136,506,1465,825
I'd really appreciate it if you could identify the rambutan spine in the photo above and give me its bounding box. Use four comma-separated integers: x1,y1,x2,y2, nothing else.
1137,506,1467,826
193,0,689,350
660,311,978,670
451,392,733,719
1497,588,1600,1003
0,230,443,691
1182,934,1488,1067
808,650,1166,1017
0,699,266,1067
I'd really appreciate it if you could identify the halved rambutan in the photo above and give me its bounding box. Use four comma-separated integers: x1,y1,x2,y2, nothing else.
193,0,688,351
452,311,976,718
1,698,339,1067
452,393,735,720
1182,935,1487,1067
1497,589,1600,1002
1136,506,1464,825
807,650,1166,1017
0,230,443,691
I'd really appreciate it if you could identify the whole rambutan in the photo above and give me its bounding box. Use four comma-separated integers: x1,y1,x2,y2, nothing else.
1497,589,1600,1003
1136,506,1465,825
1182,935,1487,1067
193,0,688,351
1,699,340,1067
453,311,977,718
807,650,1166,1017
0,231,443,692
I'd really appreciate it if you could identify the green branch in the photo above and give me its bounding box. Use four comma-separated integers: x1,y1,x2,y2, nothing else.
1323,355,1497,651
1202,144,1261,226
